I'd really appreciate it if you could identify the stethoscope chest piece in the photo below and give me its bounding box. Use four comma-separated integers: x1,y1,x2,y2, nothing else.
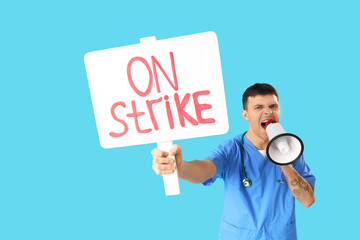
242,178,252,188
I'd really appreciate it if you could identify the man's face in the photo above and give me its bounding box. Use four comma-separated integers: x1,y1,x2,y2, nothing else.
242,94,280,143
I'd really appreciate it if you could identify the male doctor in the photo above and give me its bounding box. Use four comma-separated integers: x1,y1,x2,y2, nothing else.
151,83,315,240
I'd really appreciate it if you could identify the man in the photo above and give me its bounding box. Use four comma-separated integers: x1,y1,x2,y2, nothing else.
151,83,315,240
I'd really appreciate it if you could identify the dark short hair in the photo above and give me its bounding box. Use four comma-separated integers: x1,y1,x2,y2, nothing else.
242,83,279,110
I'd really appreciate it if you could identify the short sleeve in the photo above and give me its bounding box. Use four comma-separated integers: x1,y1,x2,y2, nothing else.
292,155,316,189
202,140,233,186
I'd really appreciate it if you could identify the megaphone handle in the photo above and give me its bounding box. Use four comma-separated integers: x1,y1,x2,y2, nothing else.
157,141,181,196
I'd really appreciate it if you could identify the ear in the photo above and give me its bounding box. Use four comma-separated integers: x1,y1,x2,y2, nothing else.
242,109,249,121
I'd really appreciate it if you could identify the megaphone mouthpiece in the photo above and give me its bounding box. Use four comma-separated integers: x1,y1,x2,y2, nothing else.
264,119,277,129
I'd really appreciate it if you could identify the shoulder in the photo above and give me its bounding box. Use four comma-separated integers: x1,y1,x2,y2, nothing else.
216,134,242,155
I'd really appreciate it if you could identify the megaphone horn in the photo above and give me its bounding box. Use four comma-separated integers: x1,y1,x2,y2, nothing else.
264,119,304,165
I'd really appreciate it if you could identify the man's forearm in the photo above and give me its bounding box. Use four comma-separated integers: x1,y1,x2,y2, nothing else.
178,160,216,184
281,165,315,207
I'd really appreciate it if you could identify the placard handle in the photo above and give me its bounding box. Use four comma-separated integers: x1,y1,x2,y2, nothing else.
157,141,180,196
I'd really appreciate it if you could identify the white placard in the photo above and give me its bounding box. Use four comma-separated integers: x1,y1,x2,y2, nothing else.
84,32,228,149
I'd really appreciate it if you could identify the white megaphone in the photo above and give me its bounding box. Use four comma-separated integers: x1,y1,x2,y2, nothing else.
264,119,304,165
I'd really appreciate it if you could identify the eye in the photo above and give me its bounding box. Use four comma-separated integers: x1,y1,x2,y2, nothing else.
270,105,279,109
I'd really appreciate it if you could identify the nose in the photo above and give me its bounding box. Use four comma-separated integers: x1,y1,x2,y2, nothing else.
264,108,273,115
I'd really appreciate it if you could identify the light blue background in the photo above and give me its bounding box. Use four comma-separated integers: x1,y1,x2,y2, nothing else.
1,0,359,239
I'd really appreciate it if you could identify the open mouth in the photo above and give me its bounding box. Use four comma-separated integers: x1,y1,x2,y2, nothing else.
261,119,275,129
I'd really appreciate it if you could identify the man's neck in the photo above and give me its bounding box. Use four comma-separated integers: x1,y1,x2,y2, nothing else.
245,130,268,150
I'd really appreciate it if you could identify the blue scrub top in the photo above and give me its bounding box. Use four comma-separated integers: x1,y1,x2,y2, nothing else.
203,134,316,240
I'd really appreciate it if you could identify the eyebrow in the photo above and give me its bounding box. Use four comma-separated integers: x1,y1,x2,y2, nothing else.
253,104,278,108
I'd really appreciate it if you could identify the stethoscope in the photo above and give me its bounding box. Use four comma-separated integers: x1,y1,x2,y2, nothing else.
239,132,252,187
239,132,287,188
